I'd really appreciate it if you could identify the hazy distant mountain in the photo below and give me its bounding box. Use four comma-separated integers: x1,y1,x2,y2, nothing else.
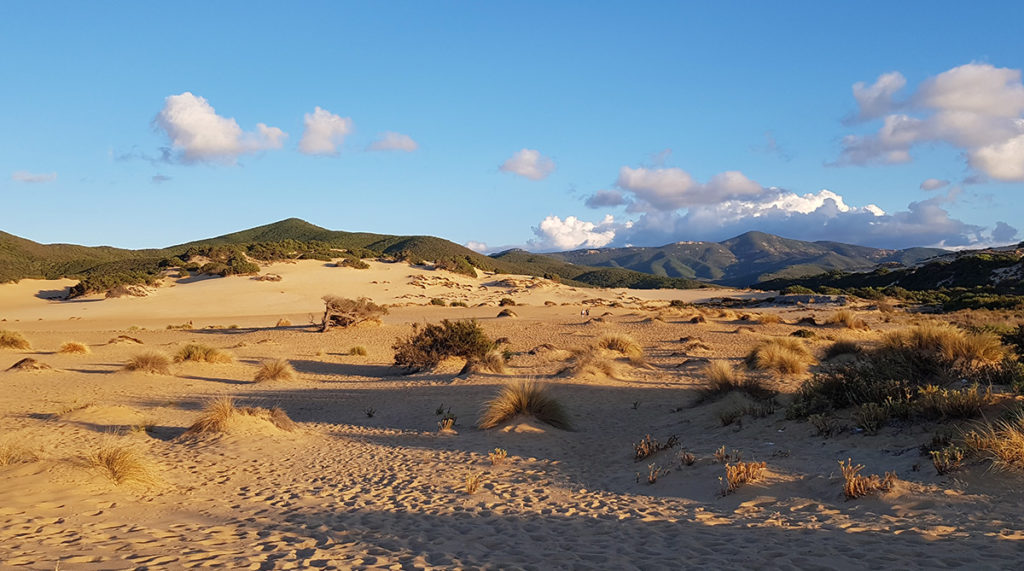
545,231,947,286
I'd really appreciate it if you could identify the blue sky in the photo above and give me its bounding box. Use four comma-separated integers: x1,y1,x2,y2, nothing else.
2,1,1023,252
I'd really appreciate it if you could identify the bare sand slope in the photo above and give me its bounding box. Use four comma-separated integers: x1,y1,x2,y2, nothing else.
1,262,1022,569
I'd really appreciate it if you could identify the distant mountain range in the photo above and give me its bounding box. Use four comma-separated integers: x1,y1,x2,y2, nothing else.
539,231,946,286
0,219,966,294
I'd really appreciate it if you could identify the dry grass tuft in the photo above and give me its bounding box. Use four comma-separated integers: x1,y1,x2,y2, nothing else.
597,333,644,364
174,343,233,364
0,441,37,466
349,345,368,356
826,309,867,329
480,349,507,373
465,472,484,494
186,397,298,435
823,339,862,360
254,358,296,382
123,352,172,375
90,445,155,485
700,361,777,402
883,323,1006,369
722,461,767,494
757,313,781,324
0,330,30,350
963,410,1024,471
839,458,897,499
745,337,816,374
275,318,292,327
634,434,679,462
59,341,91,354
489,448,508,465
561,348,621,379
478,379,571,430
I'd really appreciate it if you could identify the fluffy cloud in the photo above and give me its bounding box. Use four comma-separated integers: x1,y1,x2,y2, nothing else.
530,214,617,250
616,167,763,210
155,92,286,163
500,149,556,180
465,241,489,253
584,189,627,208
837,63,1024,181
992,221,1019,243
298,107,353,155
920,178,950,191
368,131,418,152
11,170,56,183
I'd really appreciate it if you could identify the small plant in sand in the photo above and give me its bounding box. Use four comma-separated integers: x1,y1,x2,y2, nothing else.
826,309,867,329
853,402,888,435
790,329,815,339
275,318,292,327
808,413,841,437
597,333,644,364
744,337,816,375
465,472,484,494
58,341,90,354
930,444,965,475
489,448,508,465
757,313,781,325
634,434,679,462
721,460,767,495
186,397,297,434
166,322,194,330
90,445,155,485
123,351,172,375
478,379,571,430
174,343,233,364
363,407,376,418
644,463,666,484
914,383,991,420
0,330,30,350
839,458,897,499
393,319,495,373
254,358,296,382
429,298,446,306
714,445,742,464
438,410,457,431
498,297,516,307
320,295,388,332
348,345,368,356
679,450,696,466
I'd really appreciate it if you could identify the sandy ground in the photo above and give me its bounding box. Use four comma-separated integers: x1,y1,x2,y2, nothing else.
1,261,1022,569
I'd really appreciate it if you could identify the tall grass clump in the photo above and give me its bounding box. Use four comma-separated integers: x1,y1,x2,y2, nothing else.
597,333,644,364
174,343,233,364
700,361,776,402
826,309,867,329
478,379,571,430
963,409,1024,471
123,352,172,375
745,337,816,375
839,458,897,499
186,397,297,434
90,445,155,485
0,330,30,350
59,341,91,354
393,319,495,373
254,358,295,382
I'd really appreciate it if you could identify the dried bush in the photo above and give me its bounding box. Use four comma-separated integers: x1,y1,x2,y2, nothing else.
174,343,233,364
0,441,37,466
634,434,679,462
320,296,388,332
393,319,495,373
722,461,767,494
823,339,862,360
489,448,508,465
930,445,965,475
59,341,91,354
275,318,292,327
827,310,867,329
478,379,571,430
465,472,483,494
349,346,368,356
700,361,776,402
186,397,297,434
745,337,816,374
0,330,30,350
839,458,897,499
597,333,644,364
962,409,1024,471
757,313,781,324
254,359,296,382
123,352,172,375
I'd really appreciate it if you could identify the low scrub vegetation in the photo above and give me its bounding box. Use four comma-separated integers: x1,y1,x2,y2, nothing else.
722,461,767,495
320,296,387,332
700,361,776,402
597,333,644,364
478,379,571,430
123,352,172,375
393,319,495,373
58,341,90,354
826,309,867,329
963,408,1024,471
174,343,233,364
90,445,155,485
186,397,297,434
634,434,679,462
0,330,30,350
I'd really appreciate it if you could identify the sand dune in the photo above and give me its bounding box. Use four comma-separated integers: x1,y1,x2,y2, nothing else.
1,261,1022,568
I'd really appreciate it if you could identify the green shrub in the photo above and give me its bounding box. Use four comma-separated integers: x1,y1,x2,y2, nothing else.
393,320,495,372
430,298,446,306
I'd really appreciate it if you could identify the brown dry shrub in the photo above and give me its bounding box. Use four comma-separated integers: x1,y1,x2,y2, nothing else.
90,445,156,485
174,343,233,364
0,330,30,350
186,397,297,434
254,358,295,382
597,333,644,364
123,352,172,375
723,461,767,494
745,337,816,374
826,310,867,329
59,341,91,354
839,458,897,499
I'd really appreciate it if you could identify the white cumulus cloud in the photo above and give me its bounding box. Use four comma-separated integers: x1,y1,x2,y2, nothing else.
836,63,1024,181
530,214,616,250
613,166,764,211
465,241,489,253
11,170,57,183
920,178,950,191
500,149,556,181
155,92,286,163
298,107,353,155
368,132,418,152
